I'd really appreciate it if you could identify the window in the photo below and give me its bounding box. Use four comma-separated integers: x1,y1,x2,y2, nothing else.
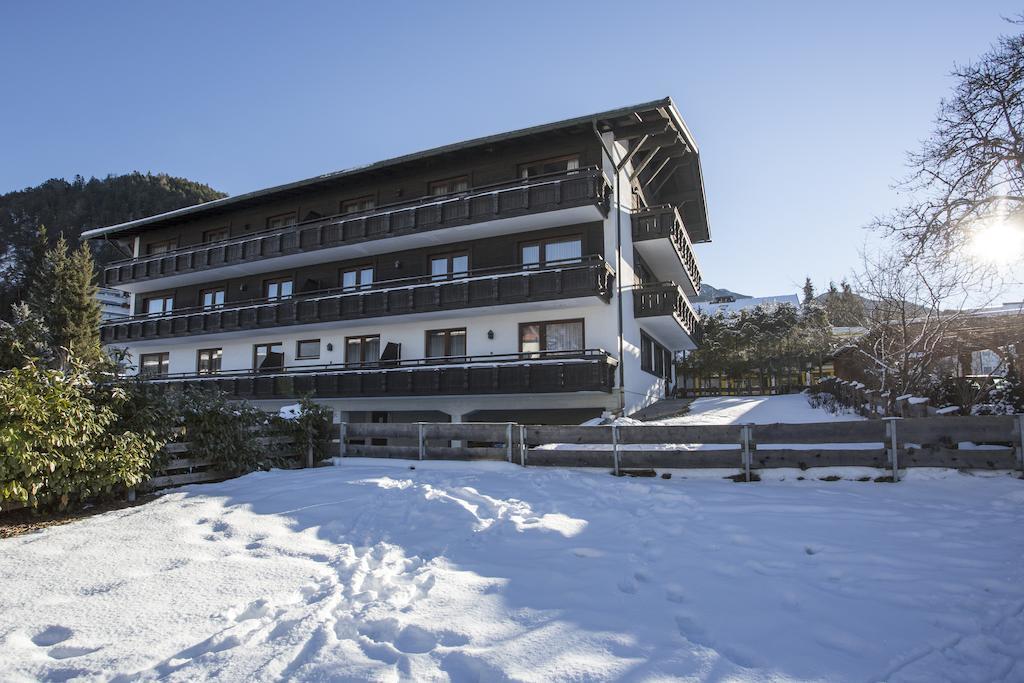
341,266,374,292
641,332,673,379
428,176,469,196
341,196,376,214
266,213,297,229
140,352,169,377
426,328,467,358
203,228,229,243
264,278,293,300
196,348,222,375
519,154,580,178
519,319,584,354
253,343,284,372
345,335,380,364
430,253,469,281
296,339,321,360
199,287,226,310
520,237,582,268
146,239,177,256
144,295,174,316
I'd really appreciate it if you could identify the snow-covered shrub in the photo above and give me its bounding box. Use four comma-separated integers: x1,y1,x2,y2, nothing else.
973,370,1024,415
0,357,165,510
806,390,843,414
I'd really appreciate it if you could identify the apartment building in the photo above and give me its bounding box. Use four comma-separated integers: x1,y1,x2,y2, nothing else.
84,98,710,425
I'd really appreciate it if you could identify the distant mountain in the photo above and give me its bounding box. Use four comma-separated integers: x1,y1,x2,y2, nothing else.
0,172,225,316
694,283,751,302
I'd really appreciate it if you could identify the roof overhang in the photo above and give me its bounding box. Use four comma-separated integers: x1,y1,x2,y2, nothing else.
83,97,711,242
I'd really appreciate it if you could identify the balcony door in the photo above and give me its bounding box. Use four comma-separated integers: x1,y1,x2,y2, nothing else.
519,319,584,356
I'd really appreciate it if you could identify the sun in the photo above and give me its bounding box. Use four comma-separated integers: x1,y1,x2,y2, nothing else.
967,217,1024,265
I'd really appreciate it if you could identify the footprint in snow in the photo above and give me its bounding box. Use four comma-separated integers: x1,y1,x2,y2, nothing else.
32,625,73,647
49,645,101,660
393,625,438,654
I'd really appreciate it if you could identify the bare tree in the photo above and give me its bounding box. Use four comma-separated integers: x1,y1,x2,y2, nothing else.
851,246,999,405
874,21,1024,266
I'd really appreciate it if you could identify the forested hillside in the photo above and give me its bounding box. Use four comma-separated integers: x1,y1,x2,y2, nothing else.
0,172,225,316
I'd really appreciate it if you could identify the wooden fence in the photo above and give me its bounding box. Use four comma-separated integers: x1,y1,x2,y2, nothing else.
815,378,936,418
340,415,1024,480
145,435,309,490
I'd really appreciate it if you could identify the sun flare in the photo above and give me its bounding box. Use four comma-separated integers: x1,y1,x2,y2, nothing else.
967,218,1024,265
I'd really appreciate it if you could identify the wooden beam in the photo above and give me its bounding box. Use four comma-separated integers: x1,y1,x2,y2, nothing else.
612,119,672,140
637,132,684,152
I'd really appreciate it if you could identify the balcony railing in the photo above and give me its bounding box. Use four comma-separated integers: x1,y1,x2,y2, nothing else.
100,257,615,343
631,204,702,294
634,282,702,343
138,349,618,399
102,167,612,287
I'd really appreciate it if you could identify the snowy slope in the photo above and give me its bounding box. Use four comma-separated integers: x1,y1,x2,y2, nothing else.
2,460,1023,682
651,393,865,425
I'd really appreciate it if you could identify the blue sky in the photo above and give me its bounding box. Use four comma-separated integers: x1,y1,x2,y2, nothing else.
1,1,1019,298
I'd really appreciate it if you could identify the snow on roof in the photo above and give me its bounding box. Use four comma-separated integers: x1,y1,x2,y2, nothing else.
696,294,800,316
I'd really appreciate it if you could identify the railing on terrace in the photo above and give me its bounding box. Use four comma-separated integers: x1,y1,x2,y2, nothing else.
138,349,619,398
102,167,612,286
101,257,616,343
633,282,702,342
631,204,702,294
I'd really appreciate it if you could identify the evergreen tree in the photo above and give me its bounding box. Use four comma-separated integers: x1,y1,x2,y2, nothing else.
0,303,50,369
27,236,104,368
801,277,815,306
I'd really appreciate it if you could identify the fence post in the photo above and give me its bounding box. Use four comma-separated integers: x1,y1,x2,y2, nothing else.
418,422,425,461
884,417,900,482
519,425,528,466
1017,414,1024,476
338,422,347,459
612,424,620,476
741,424,752,482
506,422,515,463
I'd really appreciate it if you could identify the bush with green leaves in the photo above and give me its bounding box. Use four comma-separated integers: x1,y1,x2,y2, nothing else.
0,358,166,510
270,397,333,465
175,388,271,475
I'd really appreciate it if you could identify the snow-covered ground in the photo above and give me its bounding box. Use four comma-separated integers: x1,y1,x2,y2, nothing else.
647,393,865,426
2,460,1023,681
2,395,1022,681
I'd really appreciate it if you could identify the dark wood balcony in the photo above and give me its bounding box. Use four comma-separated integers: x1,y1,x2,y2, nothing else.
102,168,611,288
634,282,702,347
631,205,702,296
100,258,615,344
141,350,618,399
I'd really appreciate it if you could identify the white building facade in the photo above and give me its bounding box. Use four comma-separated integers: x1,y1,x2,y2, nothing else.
85,99,711,424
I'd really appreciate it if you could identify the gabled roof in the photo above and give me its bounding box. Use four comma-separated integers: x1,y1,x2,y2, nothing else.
82,97,711,242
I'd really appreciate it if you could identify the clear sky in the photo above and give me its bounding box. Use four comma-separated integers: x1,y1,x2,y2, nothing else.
1,1,1019,299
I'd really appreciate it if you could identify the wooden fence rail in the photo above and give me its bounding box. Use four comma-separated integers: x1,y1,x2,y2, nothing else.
145,435,306,490
340,415,1024,479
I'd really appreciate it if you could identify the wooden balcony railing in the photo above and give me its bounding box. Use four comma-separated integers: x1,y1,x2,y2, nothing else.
138,349,619,399
100,258,615,343
633,282,702,343
102,167,612,287
631,204,702,294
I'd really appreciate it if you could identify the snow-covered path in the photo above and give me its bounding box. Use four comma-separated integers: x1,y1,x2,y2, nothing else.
2,459,1023,682
652,393,865,426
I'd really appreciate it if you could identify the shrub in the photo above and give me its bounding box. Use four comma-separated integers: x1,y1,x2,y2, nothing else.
176,388,271,475
271,397,332,465
0,358,165,510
